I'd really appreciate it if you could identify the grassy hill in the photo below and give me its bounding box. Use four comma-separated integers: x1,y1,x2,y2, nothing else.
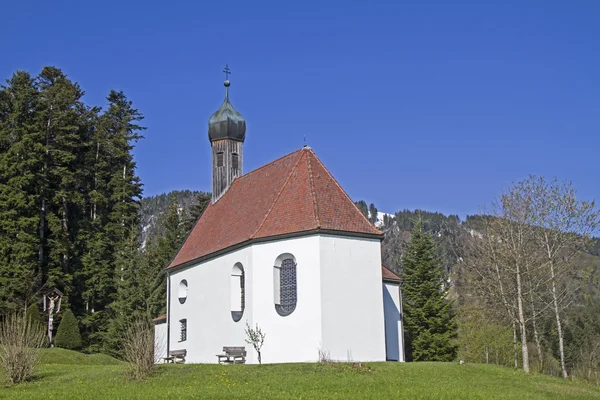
1,349,599,399
38,348,122,366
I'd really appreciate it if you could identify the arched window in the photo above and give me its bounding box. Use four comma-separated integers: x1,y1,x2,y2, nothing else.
274,254,297,316
231,263,245,322
232,153,239,170
178,280,188,304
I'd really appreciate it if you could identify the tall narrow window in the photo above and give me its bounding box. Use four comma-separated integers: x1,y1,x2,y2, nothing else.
216,152,224,167
179,319,187,342
232,153,239,170
274,254,297,316
231,263,245,322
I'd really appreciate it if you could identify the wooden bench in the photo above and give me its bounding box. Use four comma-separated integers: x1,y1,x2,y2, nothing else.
163,349,187,364
216,346,246,364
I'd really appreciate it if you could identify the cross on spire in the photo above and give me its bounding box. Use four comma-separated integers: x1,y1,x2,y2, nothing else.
223,64,231,81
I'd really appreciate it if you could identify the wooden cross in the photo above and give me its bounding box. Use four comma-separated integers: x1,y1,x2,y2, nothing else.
223,64,231,80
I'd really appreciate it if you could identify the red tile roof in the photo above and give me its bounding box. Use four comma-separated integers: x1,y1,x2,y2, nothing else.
153,314,166,323
167,148,382,269
382,265,401,282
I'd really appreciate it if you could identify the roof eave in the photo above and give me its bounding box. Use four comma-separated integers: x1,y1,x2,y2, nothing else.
167,228,383,272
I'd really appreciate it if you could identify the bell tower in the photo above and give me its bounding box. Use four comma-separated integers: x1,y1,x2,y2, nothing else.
208,65,246,203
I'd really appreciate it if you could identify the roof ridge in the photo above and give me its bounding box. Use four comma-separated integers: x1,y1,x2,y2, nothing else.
306,149,321,228
308,150,381,235
236,148,304,182
251,149,307,239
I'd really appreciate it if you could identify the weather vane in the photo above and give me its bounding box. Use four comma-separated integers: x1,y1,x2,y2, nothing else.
223,64,231,81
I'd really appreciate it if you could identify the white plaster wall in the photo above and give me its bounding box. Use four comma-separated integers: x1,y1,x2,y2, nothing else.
167,246,253,363
154,322,168,362
250,235,323,364
319,235,386,362
166,234,386,364
383,281,404,362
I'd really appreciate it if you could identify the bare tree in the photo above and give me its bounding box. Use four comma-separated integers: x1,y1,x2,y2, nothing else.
464,176,600,376
527,176,600,379
122,318,157,380
574,336,600,385
245,321,266,365
464,181,551,373
0,312,46,385
461,217,519,367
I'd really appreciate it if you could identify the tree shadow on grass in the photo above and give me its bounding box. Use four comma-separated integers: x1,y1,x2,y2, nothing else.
1,371,49,388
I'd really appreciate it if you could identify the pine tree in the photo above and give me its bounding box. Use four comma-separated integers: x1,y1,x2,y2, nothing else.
0,71,43,313
54,309,82,350
106,195,185,355
80,90,144,350
104,231,149,355
402,221,457,361
146,198,185,317
369,203,378,224
184,192,211,233
0,67,145,350
354,200,368,220
104,90,144,245
35,67,94,300
105,196,180,355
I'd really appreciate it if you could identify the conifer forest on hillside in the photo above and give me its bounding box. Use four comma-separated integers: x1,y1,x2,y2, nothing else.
1,67,600,385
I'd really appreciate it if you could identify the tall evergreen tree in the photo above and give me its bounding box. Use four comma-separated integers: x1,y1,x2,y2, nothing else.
105,197,183,355
0,71,42,313
146,198,185,317
104,230,148,355
354,200,368,220
402,221,457,361
184,192,210,233
35,67,93,299
0,67,144,351
80,90,144,350
369,203,378,224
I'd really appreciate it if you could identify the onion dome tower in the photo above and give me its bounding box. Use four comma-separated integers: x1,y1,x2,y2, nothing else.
208,65,246,203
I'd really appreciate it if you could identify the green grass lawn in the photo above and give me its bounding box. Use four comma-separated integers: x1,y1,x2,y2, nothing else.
1,349,599,399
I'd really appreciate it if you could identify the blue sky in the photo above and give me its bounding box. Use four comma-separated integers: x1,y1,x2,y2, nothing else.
2,1,599,218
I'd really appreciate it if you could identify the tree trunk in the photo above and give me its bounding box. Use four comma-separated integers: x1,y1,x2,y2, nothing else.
516,262,530,373
550,260,568,379
513,321,518,369
529,291,544,371
62,195,69,271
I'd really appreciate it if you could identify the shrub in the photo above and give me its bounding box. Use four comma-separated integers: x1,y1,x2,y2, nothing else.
25,304,44,329
54,310,82,350
0,312,46,384
122,318,156,380
245,321,266,365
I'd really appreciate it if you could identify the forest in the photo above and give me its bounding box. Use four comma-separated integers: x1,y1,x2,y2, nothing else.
0,66,212,354
1,67,599,384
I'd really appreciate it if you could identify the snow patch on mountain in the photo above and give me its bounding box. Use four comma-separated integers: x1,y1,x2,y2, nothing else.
367,211,394,228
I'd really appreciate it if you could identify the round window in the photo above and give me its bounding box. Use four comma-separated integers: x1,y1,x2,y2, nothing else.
178,280,188,304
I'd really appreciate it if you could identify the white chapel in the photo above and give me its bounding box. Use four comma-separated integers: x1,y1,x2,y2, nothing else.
154,71,404,364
